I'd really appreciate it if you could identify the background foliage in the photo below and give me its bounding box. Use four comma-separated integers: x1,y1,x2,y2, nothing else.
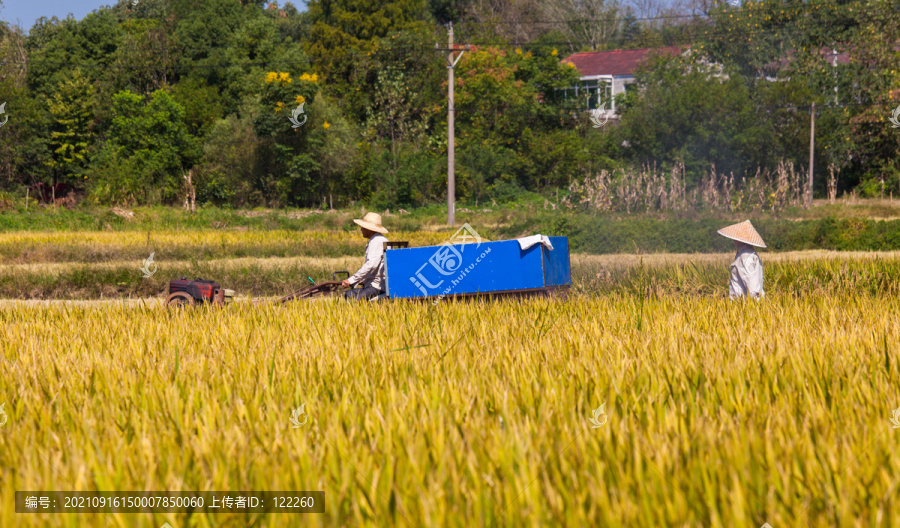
0,0,897,207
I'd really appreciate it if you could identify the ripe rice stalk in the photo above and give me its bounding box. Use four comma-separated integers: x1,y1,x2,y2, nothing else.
2,282,900,526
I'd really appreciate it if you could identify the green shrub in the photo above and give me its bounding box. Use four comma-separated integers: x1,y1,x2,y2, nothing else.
501,212,900,253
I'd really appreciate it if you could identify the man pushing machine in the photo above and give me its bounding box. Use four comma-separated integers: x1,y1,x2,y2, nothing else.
342,212,389,301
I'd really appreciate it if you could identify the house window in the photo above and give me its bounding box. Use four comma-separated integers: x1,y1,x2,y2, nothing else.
580,81,612,110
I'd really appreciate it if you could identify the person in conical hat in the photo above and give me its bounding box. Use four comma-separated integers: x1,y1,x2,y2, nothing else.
718,220,765,299
342,212,390,300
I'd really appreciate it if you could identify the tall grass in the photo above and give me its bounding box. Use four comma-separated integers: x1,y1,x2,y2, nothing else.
563,161,809,213
1,294,899,527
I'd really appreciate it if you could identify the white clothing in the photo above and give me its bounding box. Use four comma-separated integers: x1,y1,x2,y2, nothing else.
349,234,388,291
729,243,764,299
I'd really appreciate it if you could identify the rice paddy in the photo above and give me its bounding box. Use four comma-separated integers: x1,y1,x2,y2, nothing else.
2,228,900,527
0,229,455,264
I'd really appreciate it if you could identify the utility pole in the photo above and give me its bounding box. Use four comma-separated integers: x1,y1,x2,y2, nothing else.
435,23,469,225
808,102,815,207
832,48,839,106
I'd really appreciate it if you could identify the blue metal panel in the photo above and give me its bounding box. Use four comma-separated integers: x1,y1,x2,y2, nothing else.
386,239,551,299
542,237,572,287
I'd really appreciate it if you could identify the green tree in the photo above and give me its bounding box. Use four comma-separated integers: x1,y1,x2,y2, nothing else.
701,0,900,194
170,77,223,137
169,0,310,115
109,18,179,95
44,70,98,185
90,90,199,204
201,114,259,205
0,24,53,189
26,12,119,97
305,0,427,87
452,46,581,194
0,79,52,188
366,67,427,159
615,52,772,184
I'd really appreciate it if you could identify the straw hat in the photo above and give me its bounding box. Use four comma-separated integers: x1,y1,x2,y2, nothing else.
717,220,766,248
353,212,388,234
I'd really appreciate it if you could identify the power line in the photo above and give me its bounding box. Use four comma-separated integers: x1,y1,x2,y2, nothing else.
457,0,876,26
1,2,893,71
6,0,885,57
442,8,894,49
464,12,710,25
450,10,896,52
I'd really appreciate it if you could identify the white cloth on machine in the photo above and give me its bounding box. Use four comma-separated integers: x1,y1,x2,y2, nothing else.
517,234,554,251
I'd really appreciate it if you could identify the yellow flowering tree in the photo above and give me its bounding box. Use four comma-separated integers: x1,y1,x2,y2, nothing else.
257,71,319,136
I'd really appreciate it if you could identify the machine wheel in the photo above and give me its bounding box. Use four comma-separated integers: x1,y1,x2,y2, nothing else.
165,291,196,307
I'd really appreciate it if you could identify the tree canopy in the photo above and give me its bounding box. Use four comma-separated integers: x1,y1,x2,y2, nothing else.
0,0,897,207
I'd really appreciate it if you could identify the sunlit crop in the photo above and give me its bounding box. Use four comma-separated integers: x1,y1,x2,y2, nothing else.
2,282,900,527
0,230,456,265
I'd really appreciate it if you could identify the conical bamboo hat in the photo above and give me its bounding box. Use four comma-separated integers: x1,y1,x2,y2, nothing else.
717,220,766,248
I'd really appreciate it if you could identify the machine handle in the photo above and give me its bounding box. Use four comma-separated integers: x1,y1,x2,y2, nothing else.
333,271,350,282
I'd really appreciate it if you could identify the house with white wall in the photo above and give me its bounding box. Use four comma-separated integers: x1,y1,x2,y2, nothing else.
561,46,688,120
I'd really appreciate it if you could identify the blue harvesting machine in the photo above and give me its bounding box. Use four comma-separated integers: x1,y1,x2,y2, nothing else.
384,236,571,300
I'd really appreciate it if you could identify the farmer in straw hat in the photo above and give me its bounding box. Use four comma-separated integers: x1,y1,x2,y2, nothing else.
342,212,390,300
718,220,766,299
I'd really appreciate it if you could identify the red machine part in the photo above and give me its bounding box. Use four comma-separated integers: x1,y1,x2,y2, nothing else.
165,278,227,307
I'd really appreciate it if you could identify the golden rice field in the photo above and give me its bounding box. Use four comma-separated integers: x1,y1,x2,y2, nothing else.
1,295,900,527
3,228,900,527
0,230,456,264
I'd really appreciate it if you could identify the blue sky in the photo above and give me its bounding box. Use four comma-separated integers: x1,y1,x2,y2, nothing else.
1,0,111,31
0,0,306,32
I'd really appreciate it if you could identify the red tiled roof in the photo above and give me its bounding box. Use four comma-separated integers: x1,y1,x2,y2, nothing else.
562,46,687,77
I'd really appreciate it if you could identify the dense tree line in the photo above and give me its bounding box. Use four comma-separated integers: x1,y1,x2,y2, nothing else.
0,0,897,208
